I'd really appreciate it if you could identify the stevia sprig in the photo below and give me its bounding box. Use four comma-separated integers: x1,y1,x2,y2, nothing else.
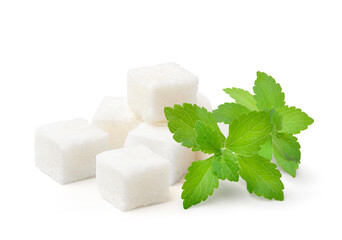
165,104,283,209
213,72,314,177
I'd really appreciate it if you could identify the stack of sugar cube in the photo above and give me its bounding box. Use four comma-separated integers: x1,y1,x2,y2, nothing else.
35,62,213,211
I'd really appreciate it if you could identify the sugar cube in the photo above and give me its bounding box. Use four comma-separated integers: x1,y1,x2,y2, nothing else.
96,145,169,211
124,123,196,185
196,92,212,111
92,97,141,149
35,119,109,184
127,62,199,123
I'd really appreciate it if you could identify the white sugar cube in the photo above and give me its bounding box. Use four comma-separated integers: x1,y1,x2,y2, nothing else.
127,62,199,123
196,123,229,161
196,92,212,111
92,97,141,149
124,123,196,185
96,146,169,211
35,119,109,184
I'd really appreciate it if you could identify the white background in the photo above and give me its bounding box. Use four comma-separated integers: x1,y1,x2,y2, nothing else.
0,0,341,239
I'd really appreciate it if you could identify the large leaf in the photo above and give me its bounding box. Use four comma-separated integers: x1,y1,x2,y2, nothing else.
225,111,272,156
182,158,219,209
238,155,284,200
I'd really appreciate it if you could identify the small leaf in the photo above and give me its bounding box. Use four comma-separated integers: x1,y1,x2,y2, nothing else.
278,106,314,134
164,104,223,151
253,72,285,111
213,103,251,124
223,87,258,111
273,133,301,177
195,121,225,154
238,155,284,201
272,110,283,131
258,138,273,160
182,158,219,209
211,150,240,181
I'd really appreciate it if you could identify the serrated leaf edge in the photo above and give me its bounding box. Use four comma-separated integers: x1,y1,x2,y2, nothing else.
278,105,314,134
239,156,284,201
181,158,219,209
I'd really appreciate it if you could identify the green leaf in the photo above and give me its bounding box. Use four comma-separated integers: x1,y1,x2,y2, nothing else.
273,133,301,177
211,149,240,181
278,106,314,134
213,103,251,124
271,110,283,131
253,72,285,111
182,158,219,209
225,111,272,156
195,121,225,154
258,138,273,160
223,87,258,111
164,103,223,151
238,155,284,201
